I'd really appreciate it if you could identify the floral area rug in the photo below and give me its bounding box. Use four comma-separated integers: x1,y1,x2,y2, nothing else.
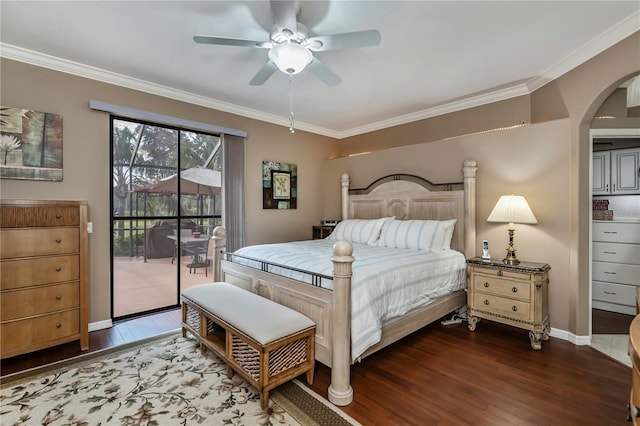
0,332,358,426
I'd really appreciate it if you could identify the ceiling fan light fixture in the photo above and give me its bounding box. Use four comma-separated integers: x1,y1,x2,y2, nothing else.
269,42,313,75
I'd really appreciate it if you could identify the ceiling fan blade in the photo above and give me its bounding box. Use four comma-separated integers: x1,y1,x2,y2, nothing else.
306,58,341,86
307,30,381,51
193,35,268,48
270,0,298,34
249,61,278,86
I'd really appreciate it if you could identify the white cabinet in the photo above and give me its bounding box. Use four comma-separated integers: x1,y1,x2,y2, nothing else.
592,221,640,315
593,148,640,195
593,151,611,195
611,148,640,194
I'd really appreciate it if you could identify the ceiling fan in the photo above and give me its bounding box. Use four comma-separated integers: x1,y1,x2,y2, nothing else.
193,0,382,86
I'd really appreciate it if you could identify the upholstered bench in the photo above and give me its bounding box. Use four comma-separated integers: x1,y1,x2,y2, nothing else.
181,282,315,410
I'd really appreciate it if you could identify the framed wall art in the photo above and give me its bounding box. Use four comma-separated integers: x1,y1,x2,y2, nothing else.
0,106,63,181
263,160,297,209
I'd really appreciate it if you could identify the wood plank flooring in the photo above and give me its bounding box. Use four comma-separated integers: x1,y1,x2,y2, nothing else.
1,310,631,425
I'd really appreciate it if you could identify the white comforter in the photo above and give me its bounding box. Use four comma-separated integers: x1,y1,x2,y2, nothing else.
232,239,466,361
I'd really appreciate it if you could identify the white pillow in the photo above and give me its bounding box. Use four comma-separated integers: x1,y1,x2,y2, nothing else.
377,219,440,250
431,219,457,250
328,217,394,245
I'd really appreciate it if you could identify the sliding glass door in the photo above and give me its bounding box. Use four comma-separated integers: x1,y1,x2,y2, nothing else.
111,117,221,319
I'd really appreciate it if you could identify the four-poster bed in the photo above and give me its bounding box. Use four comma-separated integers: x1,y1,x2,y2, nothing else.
211,159,477,405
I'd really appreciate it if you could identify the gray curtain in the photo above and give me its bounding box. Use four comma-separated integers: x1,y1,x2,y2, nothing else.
221,134,245,253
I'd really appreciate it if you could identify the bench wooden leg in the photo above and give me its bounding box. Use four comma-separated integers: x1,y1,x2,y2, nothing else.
227,365,234,379
261,391,269,410
306,368,315,385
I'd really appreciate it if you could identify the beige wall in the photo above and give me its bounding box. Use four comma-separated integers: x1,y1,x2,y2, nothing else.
324,120,573,331
0,58,336,323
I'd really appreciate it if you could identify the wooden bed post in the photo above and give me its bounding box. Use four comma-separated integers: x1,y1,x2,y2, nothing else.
341,173,350,221
212,226,226,282
328,240,355,406
463,159,478,258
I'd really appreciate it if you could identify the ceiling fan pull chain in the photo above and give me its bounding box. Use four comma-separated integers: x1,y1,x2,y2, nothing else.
289,73,295,135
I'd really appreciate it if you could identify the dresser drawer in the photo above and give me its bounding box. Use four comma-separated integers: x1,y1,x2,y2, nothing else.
593,261,640,285
471,275,531,301
469,267,532,282
1,309,80,356
592,280,636,307
1,206,79,228
1,255,80,290
471,293,531,322
592,242,640,264
0,228,79,258
1,282,80,321
593,222,640,244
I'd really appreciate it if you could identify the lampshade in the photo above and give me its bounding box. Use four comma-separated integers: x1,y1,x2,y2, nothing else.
487,195,537,226
268,42,313,75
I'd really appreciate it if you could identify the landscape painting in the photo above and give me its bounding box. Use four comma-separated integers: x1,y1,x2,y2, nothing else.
0,106,63,181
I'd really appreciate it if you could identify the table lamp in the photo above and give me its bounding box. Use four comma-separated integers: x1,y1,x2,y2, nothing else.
487,194,537,265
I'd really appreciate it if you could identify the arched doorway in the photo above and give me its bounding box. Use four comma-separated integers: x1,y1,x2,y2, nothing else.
586,73,640,364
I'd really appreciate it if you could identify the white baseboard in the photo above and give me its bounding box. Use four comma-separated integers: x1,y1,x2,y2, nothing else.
88,319,113,332
550,327,591,346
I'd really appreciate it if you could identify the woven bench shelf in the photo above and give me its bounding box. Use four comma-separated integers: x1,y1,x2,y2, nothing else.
181,283,315,410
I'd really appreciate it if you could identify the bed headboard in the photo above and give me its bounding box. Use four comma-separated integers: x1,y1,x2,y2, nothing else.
341,159,477,258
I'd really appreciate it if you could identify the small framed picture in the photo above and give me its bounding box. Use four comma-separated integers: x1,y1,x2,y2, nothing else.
271,170,291,200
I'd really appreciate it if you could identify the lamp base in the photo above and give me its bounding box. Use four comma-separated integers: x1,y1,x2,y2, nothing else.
503,253,520,265
503,229,520,265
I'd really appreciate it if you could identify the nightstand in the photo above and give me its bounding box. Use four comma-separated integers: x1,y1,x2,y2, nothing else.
312,225,335,240
466,257,551,350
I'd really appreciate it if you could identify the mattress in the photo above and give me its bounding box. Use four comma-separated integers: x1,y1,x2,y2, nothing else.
232,239,466,361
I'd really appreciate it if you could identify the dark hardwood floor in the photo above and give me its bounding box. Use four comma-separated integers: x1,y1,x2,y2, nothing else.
593,308,635,334
1,310,632,425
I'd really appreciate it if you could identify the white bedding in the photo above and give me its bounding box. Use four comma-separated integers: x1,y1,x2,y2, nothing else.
232,239,466,361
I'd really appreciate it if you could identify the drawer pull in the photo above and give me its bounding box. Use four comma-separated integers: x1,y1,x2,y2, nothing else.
603,271,617,275
603,291,617,295
512,306,518,312
603,251,617,255
56,295,62,300
497,270,503,277
56,323,62,328
512,287,518,293
55,238,62,244
483,282,490,288
484,299,490,305
603,231,618,234
56,213,62,219
55,266,62,272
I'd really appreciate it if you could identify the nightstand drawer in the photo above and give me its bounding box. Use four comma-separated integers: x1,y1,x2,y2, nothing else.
592,280,636,306
471,267,531,281
471,275,531,301
471,293,531,322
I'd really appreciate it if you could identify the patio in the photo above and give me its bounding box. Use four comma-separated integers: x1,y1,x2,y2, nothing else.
113,253,213,318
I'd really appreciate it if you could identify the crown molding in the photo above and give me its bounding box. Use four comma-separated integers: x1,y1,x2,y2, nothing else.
3,8,638,141
0,43,339,138
337,83,531,138
527,10,640,93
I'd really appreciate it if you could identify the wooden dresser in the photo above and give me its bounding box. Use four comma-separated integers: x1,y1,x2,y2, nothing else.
0,200,89,358
466,257,551,350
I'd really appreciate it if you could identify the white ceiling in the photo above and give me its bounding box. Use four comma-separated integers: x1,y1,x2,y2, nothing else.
1,1,639,138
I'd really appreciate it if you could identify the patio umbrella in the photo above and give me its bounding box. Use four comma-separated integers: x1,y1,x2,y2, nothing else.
147,167,222,196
